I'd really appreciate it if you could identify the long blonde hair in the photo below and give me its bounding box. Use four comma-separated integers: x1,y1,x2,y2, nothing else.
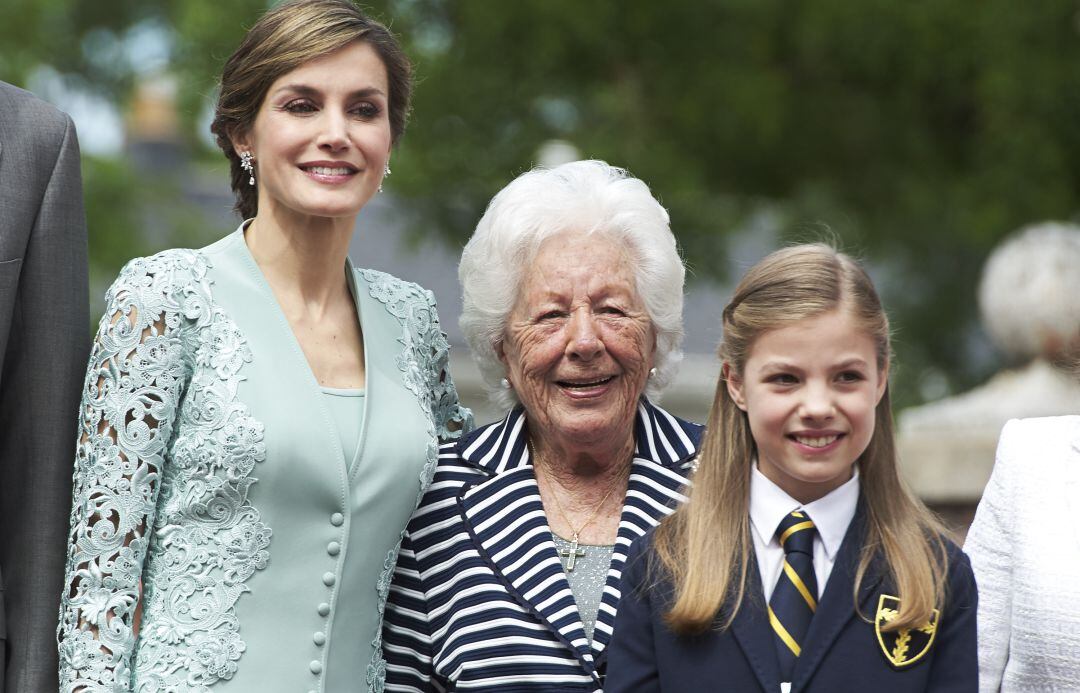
654,244,948,634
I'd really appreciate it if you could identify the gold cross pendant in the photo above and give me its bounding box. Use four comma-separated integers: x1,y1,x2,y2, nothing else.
559,534,587,571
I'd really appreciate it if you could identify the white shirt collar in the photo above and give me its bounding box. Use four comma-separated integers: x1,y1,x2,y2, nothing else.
749,462,860,560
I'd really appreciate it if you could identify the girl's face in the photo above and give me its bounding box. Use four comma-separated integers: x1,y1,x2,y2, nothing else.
725,308,888,504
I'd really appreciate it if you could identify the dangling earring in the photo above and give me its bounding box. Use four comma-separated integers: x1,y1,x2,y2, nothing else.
379,162,391,193
240,151,255,186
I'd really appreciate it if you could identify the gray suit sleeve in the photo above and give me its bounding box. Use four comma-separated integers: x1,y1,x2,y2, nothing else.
0,110,89,693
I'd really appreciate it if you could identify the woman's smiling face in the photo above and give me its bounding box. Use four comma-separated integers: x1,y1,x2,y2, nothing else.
235,40,392,223
726,308,888,503
500,232,656,454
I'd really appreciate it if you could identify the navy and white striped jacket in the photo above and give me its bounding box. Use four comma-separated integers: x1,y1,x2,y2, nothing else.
383,399,703,692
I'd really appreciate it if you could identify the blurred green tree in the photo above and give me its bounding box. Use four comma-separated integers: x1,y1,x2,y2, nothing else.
384,0,1080,406
3,0,1079,405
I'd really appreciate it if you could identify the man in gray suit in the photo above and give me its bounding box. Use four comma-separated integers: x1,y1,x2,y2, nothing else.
0,81,88,692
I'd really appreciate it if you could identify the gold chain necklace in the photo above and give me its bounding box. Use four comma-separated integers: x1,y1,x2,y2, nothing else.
528,438,628,571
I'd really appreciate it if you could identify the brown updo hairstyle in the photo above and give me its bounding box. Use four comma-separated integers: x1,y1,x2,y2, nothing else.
210,0,413,220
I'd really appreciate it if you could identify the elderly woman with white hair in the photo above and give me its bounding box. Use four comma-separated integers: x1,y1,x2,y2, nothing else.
382,160,703,692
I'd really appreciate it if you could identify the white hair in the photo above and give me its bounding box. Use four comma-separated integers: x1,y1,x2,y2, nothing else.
978,221,1080,361
459,159,686,409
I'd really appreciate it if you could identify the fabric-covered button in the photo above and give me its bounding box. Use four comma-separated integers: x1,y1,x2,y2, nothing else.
317,602,330,617
314,631,326,646
322,572,336,587
327,541,340,556
309,659,323,675
330,512,344,526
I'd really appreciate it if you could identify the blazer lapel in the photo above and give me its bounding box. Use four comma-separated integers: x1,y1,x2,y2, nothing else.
632,399,702,464
459,465,597,669
455,410,596,670
594,399,702,662
792,504,883,691
591,455,691,659
731,560,784,693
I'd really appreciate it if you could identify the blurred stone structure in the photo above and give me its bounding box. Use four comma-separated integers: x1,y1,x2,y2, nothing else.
898,222,1080,532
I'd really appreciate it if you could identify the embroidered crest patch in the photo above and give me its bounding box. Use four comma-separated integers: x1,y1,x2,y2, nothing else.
874,594,940,667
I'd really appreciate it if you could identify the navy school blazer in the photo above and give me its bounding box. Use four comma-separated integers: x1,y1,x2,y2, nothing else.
605,505,978,693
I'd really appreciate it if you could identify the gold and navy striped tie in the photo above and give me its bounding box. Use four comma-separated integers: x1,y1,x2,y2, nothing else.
768,510,817,682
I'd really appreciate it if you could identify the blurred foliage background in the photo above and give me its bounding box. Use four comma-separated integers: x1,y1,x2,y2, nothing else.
3,0,1080,409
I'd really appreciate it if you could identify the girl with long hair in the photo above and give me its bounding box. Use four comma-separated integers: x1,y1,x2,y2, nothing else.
605,244,977,692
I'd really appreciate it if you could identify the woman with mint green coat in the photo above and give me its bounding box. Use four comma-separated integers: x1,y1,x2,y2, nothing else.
56,2,470,691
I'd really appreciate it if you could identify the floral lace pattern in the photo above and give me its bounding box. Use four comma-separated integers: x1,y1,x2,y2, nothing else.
359,269,472,692
58,249,271,692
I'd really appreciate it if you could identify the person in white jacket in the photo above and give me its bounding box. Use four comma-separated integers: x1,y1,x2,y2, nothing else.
965,414,1080,691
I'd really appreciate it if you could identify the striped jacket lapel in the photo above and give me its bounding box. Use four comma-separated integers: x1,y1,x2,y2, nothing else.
590,453,691,660
455,400,704,676
458,406,529,474
632,399,699,465
457,408,597,670
592,399,700,659
460,474,596,667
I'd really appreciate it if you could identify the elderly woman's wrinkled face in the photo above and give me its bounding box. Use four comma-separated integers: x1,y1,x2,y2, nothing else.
500,232,656,452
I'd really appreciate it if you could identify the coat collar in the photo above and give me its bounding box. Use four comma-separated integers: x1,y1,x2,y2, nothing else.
455,399,702,681
730,557,783,693
730,500,885,691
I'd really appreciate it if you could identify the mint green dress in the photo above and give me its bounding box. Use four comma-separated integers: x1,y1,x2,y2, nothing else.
58,228,471,693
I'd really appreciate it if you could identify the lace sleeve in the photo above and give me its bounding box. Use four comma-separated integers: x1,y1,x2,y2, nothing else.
423,289,472,440
57,253,199,691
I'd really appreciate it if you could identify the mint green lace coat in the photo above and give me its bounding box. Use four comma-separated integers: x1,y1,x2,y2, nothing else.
57,228,471,692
